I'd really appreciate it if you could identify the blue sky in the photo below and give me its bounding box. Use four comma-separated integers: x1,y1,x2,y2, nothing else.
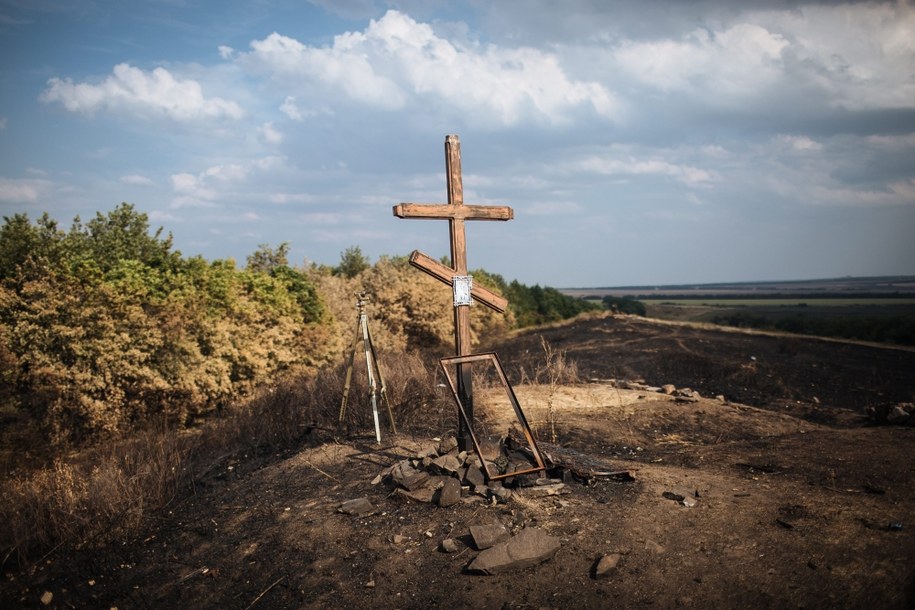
1,0,913,287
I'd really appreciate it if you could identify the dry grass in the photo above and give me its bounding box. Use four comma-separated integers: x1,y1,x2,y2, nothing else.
0,347,440,570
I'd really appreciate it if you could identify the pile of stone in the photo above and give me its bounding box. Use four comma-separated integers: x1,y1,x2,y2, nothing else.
603,378,712,403
372,435,569,507
867,402,915,426
371,432,637,510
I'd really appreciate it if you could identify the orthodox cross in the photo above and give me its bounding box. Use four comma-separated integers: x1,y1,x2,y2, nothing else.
393,135,513,449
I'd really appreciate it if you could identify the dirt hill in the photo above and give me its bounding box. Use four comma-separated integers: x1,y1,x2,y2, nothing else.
3,314,915,609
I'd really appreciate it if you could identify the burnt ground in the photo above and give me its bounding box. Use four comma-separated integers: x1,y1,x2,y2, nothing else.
4,314,915,609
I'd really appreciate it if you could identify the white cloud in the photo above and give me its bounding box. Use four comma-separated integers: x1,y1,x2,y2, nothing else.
40,63,244,121
279,96,303,121
258,121,283,144
775,134,822,152
0,177,53,202
761,3,915,110
572,154,716,186
148,210,178,222
269,192,314,204
248,30,406,109
613,23,788,99
169,156,287,208
242,10,621,125
278,96,330,121
218,45,235,59
170,172,217,207
120,174,154,186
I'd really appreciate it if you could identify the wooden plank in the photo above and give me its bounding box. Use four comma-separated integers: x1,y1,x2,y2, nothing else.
392,203,513,221
409,250,509,313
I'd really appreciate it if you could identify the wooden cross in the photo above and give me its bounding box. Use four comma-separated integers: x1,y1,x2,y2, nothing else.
393,134,514,449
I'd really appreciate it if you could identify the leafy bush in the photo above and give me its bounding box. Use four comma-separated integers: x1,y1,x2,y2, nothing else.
469,269,601,327
0,205,330,448
601,296,647,316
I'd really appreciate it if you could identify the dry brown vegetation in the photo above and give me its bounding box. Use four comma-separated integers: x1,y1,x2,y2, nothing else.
0,346,443,566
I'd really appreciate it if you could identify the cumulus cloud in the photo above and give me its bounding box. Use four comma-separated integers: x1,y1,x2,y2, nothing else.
258,121,283,144
218,45,235,59
242,10,621,125
169,156,286,208
599,2,915,113
760,3,915,110
120,174,154,186
279,96,331,121
40,63,244,121
612,23,788,99
0,177,53,202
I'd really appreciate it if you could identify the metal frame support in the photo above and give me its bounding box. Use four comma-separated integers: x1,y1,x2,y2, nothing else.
438,352,547,481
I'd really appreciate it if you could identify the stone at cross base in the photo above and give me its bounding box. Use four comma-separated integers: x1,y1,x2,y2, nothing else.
393,134,514,450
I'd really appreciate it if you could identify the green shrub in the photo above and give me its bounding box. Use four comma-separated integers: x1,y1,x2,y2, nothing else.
601,296,647,316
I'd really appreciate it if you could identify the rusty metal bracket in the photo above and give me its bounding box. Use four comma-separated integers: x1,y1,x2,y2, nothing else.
438,352,547,481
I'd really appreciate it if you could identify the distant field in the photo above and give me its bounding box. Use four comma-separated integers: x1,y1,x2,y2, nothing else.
562,275,915,300
640,298,915,307
564,277,915,346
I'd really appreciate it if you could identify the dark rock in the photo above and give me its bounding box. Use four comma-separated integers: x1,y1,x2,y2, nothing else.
436,477,462,508
440,538,459,553
416,446,438,459
523,482,567,497
490,484,513,503
438,435,459,454
395,487,436,503
594,553,621,578
338,497,376,517
662,490,697,507
469,523,510,550
887,404,911,425
391,460,430,491
430,454,462,476
467,528,561,575
464,465,486,491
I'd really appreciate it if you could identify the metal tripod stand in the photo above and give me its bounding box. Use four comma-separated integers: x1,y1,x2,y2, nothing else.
339,292,396,442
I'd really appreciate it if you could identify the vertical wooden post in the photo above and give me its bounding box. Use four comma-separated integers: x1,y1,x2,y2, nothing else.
392,135,514,451
445,136,475,450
